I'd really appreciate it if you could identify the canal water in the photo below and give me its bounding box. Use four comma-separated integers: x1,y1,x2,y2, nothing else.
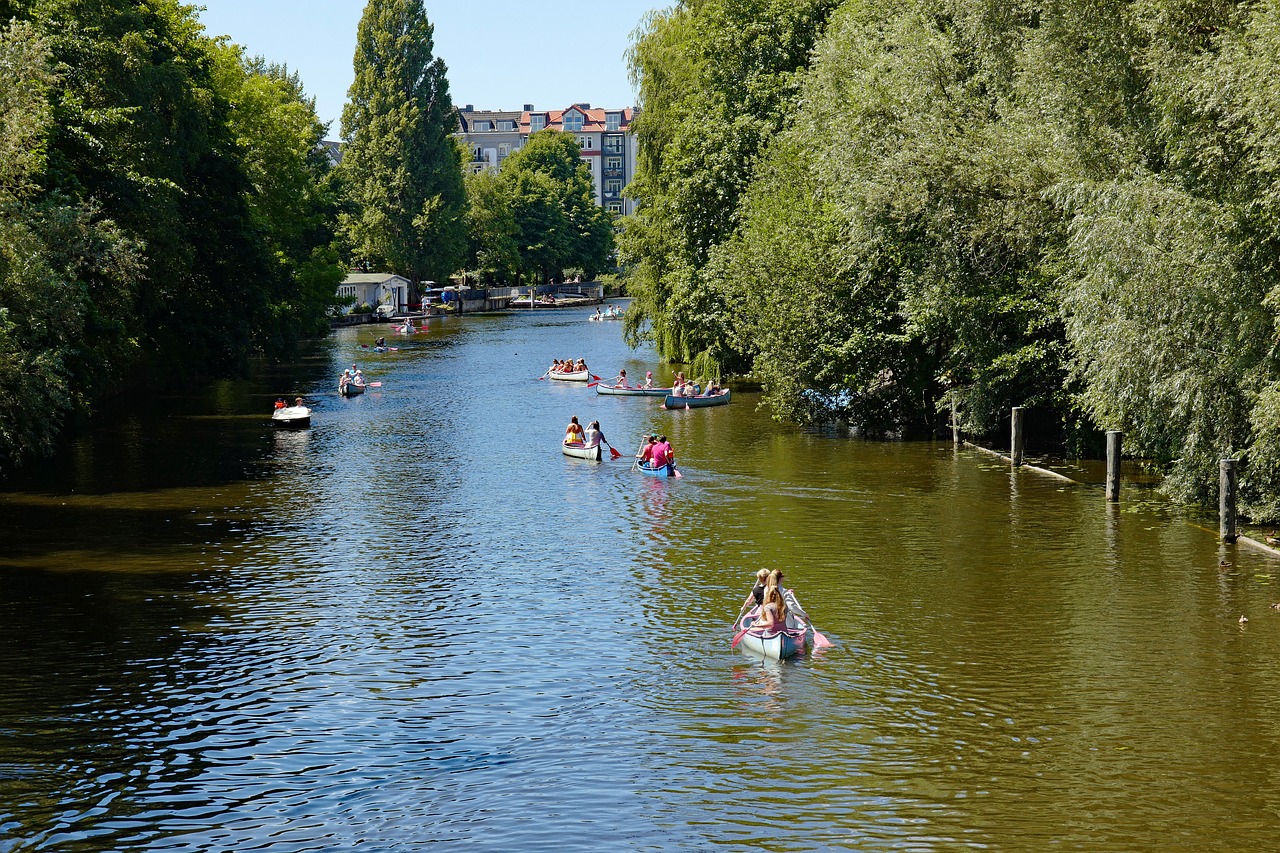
3,306,1280,851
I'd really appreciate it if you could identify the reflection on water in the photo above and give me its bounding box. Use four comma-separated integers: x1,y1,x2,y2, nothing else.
3,310,1280,850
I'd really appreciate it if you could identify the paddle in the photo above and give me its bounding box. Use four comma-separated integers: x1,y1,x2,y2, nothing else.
368,381,382,388
809,624,834,648
536,368,551,381
731,621,754,648
602,439,621,460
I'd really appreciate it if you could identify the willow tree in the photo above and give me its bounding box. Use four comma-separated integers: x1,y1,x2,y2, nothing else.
339,0,465,284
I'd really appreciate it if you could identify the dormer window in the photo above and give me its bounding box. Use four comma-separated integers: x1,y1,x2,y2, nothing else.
473,120,491,132
605,112,621,131
562,110,584,132
498,120,514,131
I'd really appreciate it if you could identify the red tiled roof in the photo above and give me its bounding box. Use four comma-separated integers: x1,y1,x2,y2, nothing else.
520,106,634,134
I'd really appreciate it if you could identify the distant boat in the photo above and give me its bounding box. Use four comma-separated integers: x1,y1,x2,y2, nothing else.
339,380,366,397
734,611,810,659
548,369,591,382
271,405,311,428
664,389,730,409
595,383,676,397
636,461,678,477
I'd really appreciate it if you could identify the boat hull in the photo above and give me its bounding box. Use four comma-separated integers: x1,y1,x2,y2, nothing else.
271,406,311,428
664,389,730,409
549,369,590,382
595,384,673,397
340,382,366,397
562,442,603,461
736,613,808,660
636,461,677,477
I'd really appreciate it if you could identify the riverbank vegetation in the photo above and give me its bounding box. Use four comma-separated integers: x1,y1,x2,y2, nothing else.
621,0,1280,520
0,1,342,471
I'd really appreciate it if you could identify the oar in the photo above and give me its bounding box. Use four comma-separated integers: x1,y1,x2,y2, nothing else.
368,381,382,388
536,368,551,381
630,437,645,472
591,374,601,382
809,624,834,648
731,619,754,648
602,439,621,460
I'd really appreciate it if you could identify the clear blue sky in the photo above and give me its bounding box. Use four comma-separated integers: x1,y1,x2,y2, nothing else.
194,0,664,137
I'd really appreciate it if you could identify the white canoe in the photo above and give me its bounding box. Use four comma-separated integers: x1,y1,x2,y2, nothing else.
549,369,590,382
562,441,603,461
735,612,809,659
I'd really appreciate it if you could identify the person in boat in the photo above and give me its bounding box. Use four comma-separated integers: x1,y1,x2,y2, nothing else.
649,435,674,471
294,397,304,408
704,378,722,396
593,307,603,320
610,369,628,388
754,582,789,633
564,415,585,445
574,358,587,372
769,569,808,622
274,397,287,410
353,369,366,387
636,434,656,466
643,371,654,389
339,369,351,390
583,420,607,449
375,336,385,347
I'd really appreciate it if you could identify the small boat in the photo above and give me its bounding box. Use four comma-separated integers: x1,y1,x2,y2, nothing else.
271,405,311,428
339,381,366,397
636,461,677,477
664,389,731,409
548,369,590,382
562,441,603,461
734,611,810,660
595,383,675,397
588,310,624,322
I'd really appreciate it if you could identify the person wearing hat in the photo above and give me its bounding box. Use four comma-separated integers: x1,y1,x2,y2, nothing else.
643,371,653,389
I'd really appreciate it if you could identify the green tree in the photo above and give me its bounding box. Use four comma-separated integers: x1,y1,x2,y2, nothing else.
463,167,519,284
500,131,614,282
339,0,466,284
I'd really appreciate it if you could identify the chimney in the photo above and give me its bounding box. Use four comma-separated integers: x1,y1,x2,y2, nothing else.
575,103,591,110
523,103,534,112
463,104,474,112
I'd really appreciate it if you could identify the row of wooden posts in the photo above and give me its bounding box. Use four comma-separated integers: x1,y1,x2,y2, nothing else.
953,403,1241,544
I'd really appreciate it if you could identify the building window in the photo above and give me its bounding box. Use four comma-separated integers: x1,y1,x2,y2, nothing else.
603,136,623,154
473,120,491,132
498,120,514,131
605,157,622,171
562,111,583,132
606,112,621,131
605,179,622,195
576,135,594,150
607,202,623,214
498,143,511,158
580,158,593,174
530,114,546,132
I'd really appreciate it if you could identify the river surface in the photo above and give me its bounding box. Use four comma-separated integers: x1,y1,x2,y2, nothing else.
3,306,1280,851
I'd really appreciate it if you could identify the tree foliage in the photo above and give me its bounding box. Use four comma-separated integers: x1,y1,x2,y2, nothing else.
0,1,341,473
624,0,1280,518
339,0,466,285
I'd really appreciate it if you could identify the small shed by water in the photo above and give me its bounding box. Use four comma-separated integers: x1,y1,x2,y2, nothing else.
338,273,411,314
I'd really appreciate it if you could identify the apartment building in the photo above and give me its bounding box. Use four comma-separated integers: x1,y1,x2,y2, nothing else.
456,103,637,216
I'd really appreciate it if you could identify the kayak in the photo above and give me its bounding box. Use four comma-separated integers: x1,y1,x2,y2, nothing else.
549,369,590,382
562,441,603,461
664,389,731,409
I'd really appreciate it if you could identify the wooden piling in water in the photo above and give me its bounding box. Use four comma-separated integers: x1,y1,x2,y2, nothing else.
951,391,960,447
1220,458,1238,543
1106,430,1122,502
1010,407,1025,467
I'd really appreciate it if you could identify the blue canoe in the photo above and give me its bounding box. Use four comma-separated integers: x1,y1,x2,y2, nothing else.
636,461,678,478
